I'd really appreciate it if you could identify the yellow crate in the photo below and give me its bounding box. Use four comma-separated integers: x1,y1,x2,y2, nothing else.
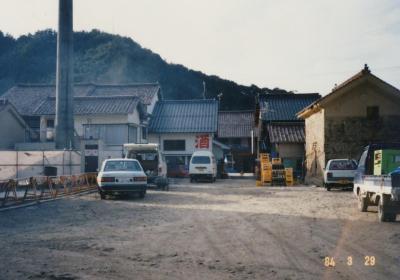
260,153,270,163
285,168,294,186
262,169,272,183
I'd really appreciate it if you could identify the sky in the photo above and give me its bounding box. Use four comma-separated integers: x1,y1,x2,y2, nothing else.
0,0,399,95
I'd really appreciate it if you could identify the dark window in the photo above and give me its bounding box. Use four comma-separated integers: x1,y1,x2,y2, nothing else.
367,106,379,120
142,127,147,140
328,160,357,170
164,140,185,151
47,119,54,128
85,144,98,150
191,156,210,164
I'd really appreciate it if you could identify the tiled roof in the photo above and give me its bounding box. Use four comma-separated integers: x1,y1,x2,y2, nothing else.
218,111,258,138
149,99,218,133
267,123,305,143
34,96,139,115
259,93,320,121
2,83,159,116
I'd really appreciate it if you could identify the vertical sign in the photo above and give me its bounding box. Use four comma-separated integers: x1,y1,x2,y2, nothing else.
195,134,210,149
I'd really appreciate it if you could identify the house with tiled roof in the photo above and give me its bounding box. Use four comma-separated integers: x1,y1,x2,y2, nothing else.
297,65,400,185
217,111,258,172
257,92,321,178
0,99,33,149
2,83,160,171
148,99,219,177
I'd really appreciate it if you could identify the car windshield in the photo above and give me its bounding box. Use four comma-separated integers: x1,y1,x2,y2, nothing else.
104,160,142,171
191,156,210,164
329,160,357,170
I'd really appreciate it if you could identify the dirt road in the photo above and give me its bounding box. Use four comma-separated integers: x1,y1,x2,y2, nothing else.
0,179,399,280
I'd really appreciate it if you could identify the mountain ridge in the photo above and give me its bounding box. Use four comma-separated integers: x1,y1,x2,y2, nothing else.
0,29,292,110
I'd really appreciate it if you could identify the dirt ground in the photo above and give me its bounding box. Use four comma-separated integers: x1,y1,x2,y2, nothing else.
0,179,399,280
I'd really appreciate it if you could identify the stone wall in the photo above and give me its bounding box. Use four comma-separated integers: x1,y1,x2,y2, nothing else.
325,116,400,162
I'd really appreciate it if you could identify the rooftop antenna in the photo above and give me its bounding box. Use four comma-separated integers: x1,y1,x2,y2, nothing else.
217,92,223,102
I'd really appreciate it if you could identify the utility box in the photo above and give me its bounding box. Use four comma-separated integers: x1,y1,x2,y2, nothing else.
374,149,400,175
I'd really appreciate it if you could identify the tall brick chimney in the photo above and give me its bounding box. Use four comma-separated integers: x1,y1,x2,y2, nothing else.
55,0,74,149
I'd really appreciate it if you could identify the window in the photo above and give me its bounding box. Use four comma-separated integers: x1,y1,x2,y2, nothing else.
164,140,186,151
84,125,101,140
191,156,211,164
328,160,357,170
358,150,368,170
105,125,128,145
367,106,379,120
104,160,142,171
83,124,128,145
47,119,54,128
128,126,138,143
142,127,147,140
85,144,98,150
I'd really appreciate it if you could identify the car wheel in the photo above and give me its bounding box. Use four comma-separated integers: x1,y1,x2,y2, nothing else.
139,190,146,199
325,184,331,191
378,197,385,222
378,195,395,222
358,193,368,212
99,191,106,200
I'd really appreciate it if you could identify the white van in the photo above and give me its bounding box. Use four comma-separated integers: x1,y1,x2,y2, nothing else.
189,151,217,182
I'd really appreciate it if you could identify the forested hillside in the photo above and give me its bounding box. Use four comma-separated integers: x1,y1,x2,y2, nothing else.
0,29,291,110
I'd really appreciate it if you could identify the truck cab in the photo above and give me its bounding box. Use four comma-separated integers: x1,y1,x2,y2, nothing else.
354,143,400,222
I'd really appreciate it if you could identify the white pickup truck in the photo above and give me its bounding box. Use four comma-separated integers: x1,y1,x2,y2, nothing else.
354,143,400,222
124,143,169,190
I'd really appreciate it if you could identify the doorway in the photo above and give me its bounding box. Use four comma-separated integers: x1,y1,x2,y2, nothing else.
85,156,98,173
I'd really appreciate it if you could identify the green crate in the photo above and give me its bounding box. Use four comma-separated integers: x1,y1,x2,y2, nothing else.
374,149,400,175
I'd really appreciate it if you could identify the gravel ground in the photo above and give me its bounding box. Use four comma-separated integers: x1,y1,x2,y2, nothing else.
0,179,399,280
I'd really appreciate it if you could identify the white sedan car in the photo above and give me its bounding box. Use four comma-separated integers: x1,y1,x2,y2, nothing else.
97,159,147,199
324,159,357,191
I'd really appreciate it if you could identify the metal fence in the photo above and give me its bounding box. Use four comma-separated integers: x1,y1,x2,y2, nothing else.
0,173,97,209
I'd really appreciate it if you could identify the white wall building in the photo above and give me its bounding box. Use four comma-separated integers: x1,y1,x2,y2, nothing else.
2,83,161,172
148,99,218,177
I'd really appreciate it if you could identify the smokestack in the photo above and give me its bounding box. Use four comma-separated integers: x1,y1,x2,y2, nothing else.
55,0,74,149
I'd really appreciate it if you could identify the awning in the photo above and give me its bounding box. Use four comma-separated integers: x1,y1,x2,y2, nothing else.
267,123,305,143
